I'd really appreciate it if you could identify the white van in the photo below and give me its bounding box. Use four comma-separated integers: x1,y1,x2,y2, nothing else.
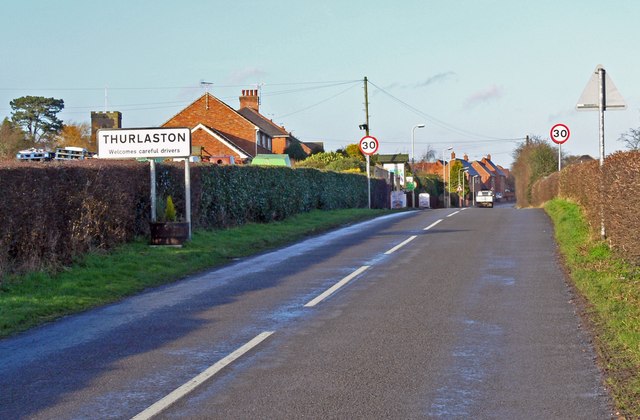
476,190,494,208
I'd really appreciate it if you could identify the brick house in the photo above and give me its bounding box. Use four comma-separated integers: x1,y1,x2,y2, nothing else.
162,89,321,164
471,160,496,191
237,102,323,160
480,154,507,196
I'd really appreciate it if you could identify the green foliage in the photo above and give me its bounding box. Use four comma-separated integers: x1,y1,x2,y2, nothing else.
545,199,640,417
10,96,64,144
344,143,365,161
325,156,365,173
165,196,177,222
295,147,367,173
284,141,307,161
416,174,442,196
512,136,557,206
295,151,345,169
447,160,468,194
0,160,389,279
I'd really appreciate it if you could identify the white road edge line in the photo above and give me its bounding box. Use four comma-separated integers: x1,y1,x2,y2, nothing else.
384,235,417,255
424,219,443,231
131,331,275,420
304,265,370,308
446,211,460,218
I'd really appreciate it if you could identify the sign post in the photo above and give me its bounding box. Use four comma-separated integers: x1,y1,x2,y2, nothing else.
97,127,193,240
576,65,626,239
550,123,570,171
359,135,379,209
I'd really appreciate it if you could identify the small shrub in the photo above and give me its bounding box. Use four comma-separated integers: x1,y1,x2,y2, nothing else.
165,196,177,222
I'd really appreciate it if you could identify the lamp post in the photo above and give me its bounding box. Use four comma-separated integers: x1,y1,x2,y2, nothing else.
442,146,453,208
461,168,468,207
411,124,426,167
472,175,478,206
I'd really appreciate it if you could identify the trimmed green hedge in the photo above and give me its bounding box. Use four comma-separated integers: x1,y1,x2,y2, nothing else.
0,160,389,279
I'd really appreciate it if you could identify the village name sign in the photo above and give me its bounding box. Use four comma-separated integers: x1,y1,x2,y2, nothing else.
97,127,191,159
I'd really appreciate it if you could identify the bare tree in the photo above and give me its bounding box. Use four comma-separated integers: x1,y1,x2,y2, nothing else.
618,127,640,151
420,144,437,162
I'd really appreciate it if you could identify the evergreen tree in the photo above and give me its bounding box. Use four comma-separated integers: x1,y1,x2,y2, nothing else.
10,96,64,144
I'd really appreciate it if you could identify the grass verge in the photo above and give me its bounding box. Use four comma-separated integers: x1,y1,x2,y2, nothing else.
545,198,640,417
0,208,392,339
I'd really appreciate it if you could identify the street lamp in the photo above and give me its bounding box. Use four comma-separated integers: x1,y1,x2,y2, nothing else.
472,175,479,206
411,124,426,166
460,167,468,207
442,146,453,208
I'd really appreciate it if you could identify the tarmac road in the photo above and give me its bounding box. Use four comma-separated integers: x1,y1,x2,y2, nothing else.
0,205,614,419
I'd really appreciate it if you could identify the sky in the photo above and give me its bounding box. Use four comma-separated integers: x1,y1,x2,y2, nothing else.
2,0,639,168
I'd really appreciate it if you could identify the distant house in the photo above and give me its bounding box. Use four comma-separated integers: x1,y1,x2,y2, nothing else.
413,151,510,205
238,105,323,160
471,160,495,191
412,160,445,177
480,154,507,195
162,89,322,164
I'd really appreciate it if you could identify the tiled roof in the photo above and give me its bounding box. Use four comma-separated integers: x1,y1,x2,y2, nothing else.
482,157,507,177
237,107,288,137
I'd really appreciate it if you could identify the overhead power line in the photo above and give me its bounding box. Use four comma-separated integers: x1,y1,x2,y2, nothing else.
274,83,359,119
367,79,524,142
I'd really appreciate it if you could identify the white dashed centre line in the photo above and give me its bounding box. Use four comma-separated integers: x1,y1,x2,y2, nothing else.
304,265,370,308
131,331,274,420
424,219,443,231
384,235,417,255
446,211,460,218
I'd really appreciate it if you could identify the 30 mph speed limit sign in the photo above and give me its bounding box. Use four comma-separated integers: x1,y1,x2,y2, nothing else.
359,135,379,155
550,124,570,144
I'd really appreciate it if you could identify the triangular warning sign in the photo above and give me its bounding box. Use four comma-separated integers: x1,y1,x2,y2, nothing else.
576,64,626,111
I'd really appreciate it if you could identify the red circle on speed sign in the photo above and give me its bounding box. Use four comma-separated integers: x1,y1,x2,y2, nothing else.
359,136,379,155
550,124,570,144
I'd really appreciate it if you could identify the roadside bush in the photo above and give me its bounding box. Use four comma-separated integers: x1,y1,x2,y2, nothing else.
0,160,148,277
0,160,390,279
530,172,559,207
528,151,640,262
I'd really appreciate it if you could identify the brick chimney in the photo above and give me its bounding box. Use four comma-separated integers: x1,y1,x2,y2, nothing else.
451,151,456,160
463,154,469,161
239,89,259,112
486,154,492,161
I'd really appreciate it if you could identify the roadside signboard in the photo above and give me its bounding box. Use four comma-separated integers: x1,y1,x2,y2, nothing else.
359,135,379,156
96,127,193,241
550,124,570,144
96,127,192,159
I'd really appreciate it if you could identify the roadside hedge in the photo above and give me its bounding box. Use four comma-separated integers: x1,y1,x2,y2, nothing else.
529,151,640,262
0,160,390,279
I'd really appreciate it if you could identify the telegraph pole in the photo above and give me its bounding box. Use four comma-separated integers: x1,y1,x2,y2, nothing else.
363,76,371,208
363,76,370,136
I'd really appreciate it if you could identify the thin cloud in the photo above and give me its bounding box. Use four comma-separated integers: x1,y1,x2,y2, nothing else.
547,109,574,123
464,84,503,109
383,71,456,90
414,71,457,87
